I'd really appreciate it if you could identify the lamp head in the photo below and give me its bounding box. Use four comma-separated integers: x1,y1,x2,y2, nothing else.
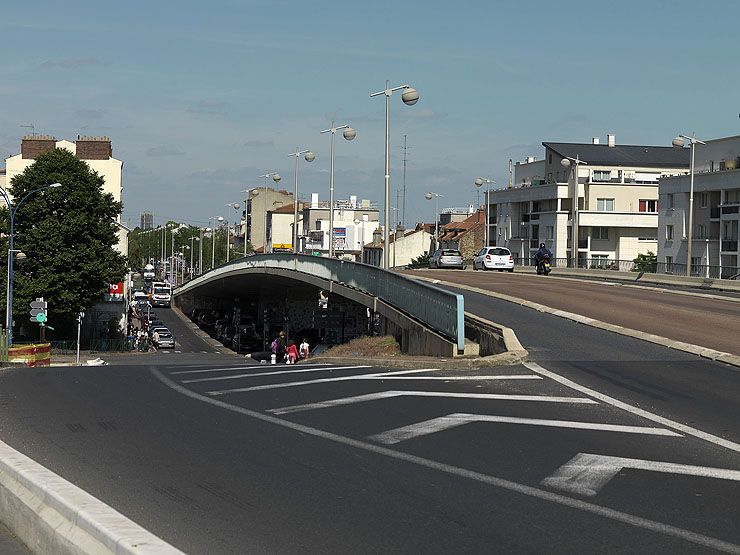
217,216,224,222
560,158,571,168
672,136,686,148
231,203,240,209
272,173,281,183
49,183,62,189
402,87,420,106
343,128,356,141
425,192,433,201
304,151,315,162
15,251,26,261
474,178,484,187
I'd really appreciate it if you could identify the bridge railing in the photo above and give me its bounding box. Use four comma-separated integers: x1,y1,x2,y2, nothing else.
176,254,465,351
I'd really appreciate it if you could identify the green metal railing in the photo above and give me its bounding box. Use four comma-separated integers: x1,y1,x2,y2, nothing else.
50,339,130,355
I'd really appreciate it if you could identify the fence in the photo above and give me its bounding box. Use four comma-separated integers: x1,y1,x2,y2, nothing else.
50,339,130,355
176,254,466,352
513,257,740,280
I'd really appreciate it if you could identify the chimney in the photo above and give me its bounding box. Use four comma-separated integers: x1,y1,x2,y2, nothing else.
607,134,616,147
311,192,319,208
21,136,57,159
592,137,600,145
372,227,382,244
75,135,112,159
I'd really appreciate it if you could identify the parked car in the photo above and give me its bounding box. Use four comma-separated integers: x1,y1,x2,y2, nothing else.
473,247,515,272
156,331,176,349
429,249,465,269
220,326,236,347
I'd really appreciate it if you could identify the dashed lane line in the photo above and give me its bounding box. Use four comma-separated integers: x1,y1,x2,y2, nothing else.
150,367,739,553
368,413,682,445
183,365,373,384
267,390,597,415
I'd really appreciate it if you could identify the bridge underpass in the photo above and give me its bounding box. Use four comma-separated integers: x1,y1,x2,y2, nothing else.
173,255,467,356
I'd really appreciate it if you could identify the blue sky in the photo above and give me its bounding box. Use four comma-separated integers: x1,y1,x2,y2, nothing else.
1,0,738,228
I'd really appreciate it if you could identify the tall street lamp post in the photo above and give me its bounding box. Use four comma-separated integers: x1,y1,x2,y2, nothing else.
189,235,199,278
370,80,419,269
258,173,281,253
199,226,209,275
287,148,315,253
320,123,356,258
209,216,224,269
474,177,494,247
0,182,62,345
425,191,443,251
225,203,240,262
560,155,587,268
672,134,706,277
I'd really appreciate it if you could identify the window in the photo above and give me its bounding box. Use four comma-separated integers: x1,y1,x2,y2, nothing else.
547,172,553,183
593,226,609,240
719,160,726,171
697,224,706,239
597,198,615,211
667,194,674,209
700,192,708,208
691,257,702,273
665,256,673,272
549,154,553,164
639,199,658,212
638,235,657,241
666,225,674,240
592,170,611,182
546,226,554,239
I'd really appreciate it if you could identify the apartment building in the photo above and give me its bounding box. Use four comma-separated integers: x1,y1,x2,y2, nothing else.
301,193,379,256
490,135,690,265
244,187,296,253
266,203,304,252
658,134,740,278
362,224,434,267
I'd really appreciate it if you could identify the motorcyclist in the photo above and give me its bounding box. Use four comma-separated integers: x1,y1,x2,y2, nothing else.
534,243,552,268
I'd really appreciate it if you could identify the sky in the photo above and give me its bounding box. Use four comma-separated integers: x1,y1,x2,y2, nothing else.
1,0,738,229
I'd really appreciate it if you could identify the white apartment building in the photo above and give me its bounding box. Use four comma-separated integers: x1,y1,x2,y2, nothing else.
245,187,296,253
362,225,434,267
658,134,740,278
490,135,690,265
266,203,303,252
302,193,379,256
2,135,127,254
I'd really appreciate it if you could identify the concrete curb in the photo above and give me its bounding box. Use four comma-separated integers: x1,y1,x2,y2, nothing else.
309,351,526,370
411,275,740,370
0,438,183,555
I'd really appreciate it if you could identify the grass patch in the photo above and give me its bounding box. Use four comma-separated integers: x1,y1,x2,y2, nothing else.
323,335,400,358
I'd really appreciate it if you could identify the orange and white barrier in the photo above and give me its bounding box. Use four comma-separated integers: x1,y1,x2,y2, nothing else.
8,343,51,367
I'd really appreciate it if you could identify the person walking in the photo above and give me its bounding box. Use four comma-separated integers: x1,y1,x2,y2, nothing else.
299,338,310,360
151,329,160,352
286,340,299,364
274,330,287,363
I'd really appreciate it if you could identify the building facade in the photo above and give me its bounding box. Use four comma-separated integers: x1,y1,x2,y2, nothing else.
244,187,296,253
362,224,434,267
140,211,154,230
658,134,740,278
301,193,379,256
490,135,689,265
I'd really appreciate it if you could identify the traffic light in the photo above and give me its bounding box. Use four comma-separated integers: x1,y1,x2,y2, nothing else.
29,298,47,324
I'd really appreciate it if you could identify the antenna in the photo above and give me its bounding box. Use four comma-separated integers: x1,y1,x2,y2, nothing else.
20,124,36,138
401,134,412,227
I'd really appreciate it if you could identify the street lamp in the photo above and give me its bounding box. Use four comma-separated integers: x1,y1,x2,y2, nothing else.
672,134,706,277
370,80,419,269
288,148,315,253
188,235,199,278
199,226,210,275
320,122,356,257
561,155,588,268
258,172,281,253
209,216,224,269
474,177,494,247
0,182,62,345
225,203,240,262
425,191,443,251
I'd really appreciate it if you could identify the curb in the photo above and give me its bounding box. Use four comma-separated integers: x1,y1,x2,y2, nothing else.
309,351,526,370
0,438,183,554
411,275,740,370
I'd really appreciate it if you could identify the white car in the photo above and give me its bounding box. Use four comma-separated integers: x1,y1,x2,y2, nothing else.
473,247,515,272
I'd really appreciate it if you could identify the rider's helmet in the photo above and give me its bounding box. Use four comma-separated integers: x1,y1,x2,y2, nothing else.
539,243,545,249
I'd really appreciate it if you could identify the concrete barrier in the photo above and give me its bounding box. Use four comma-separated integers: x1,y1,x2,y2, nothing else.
0,437,184,554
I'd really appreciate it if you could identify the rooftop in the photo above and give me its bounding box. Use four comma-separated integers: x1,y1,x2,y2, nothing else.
543,142,690,168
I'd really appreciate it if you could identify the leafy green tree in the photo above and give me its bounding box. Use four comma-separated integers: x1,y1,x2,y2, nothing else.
632,251,657,273
8,148,127,337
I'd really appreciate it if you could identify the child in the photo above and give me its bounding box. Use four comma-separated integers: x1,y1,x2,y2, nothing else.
286,340,299,364
299,338,310,360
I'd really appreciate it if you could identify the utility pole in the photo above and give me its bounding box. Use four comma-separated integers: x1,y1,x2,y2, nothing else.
401,134,409,227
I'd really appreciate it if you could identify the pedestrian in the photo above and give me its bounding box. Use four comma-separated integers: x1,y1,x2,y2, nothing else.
151,329,160,351
286,340,299,364
299,338,310,360
273,330,287,362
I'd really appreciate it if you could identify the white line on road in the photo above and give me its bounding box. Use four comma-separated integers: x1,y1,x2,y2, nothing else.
524,361,740,454
151,368,739,553
173,366,272,375
542,452,740,497
363,376,542,381
207,371,539,396
268,390,597,415
369,413,681,445
183,365,373,384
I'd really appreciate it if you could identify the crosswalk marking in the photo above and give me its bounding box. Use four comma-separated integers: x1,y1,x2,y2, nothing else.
207,371,540,396
183,365,373,384
268,390,598,415
172,366,260,375
369,413,682,445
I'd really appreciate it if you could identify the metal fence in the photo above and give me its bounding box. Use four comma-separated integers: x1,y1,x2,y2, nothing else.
514,257,740,280
50,339,130,355
176,254,465,351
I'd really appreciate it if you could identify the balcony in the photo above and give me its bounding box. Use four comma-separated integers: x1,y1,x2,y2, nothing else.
710,207,720,219
521,214,530,223
578,211,658,228
721,205,739,215
722,240,738,252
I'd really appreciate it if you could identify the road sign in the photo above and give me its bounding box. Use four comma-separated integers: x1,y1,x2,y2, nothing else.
29,298,47,324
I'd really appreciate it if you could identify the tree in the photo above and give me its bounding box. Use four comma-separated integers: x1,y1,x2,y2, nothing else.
8,148,127,337
632,251,657,273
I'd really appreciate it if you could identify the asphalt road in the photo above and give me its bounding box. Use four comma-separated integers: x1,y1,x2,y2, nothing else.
402,268,740,355
0,307,738,553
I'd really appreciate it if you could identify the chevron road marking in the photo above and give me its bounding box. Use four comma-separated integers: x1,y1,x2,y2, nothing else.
542,452,740,497
268,390,597,415
368,413,682,445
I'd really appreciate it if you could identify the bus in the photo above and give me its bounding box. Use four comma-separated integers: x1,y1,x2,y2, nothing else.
151,281,172,308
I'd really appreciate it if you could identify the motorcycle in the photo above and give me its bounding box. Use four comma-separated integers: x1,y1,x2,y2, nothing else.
536,254,551,276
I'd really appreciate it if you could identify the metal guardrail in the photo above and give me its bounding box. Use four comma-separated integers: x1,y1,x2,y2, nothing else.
176,254,466,352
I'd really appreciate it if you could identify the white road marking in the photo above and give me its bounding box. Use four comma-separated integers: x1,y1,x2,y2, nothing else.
524,361,740,454
207,371,539,396
174,350,182,353
151,368,739,553
172,366,265,375
369,413,681,445
543,452,740,497
363,375,542,381
183,365,373,384
268,390,597,415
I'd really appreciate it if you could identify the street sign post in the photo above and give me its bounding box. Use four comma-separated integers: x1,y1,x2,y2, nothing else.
29,298,48,342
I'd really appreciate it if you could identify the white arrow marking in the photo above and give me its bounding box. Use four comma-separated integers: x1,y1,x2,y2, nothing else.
369,414,681,445
542,452,740,497
268,391,597,415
